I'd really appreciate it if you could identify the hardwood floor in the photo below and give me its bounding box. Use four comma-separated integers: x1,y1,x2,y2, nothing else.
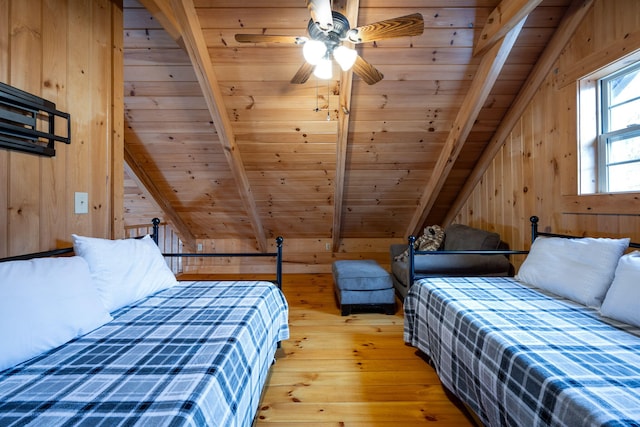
254,273,475,426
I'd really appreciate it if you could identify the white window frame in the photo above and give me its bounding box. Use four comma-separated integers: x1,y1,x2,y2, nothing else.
596,62,640,193
579,59,640,195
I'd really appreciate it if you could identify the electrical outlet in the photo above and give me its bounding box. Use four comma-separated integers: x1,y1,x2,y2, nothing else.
197,243,203,252
74,192,88,214
325,242,331,251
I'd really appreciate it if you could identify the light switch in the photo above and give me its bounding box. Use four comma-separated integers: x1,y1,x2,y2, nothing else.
75,192,89,214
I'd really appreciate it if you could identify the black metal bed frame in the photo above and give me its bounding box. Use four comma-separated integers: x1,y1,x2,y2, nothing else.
148,218,284,288
408,215,640,286
0,218,285,289
530,215,640,249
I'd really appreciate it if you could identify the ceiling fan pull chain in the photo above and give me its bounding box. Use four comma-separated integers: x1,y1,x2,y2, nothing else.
327,81,330,121
314,78,320,112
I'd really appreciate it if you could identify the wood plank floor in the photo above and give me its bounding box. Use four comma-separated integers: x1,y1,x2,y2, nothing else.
255,273,475,426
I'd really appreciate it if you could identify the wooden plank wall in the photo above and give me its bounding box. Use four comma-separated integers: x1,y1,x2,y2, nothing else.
0,0,124,258
453,0,640,272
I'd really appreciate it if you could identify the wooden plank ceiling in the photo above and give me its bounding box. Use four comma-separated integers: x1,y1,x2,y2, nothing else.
123,0,573,250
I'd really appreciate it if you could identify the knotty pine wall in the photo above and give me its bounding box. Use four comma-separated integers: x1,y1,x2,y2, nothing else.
452,0,640,272
0,0,124,258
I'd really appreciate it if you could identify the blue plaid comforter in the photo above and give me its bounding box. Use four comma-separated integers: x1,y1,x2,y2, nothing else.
0,281,289,426
404,277,640,427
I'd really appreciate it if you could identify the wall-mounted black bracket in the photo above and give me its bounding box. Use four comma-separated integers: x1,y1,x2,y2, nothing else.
0,81,71,157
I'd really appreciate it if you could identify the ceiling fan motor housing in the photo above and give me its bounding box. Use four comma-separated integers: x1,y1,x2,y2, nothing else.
307,11,351,52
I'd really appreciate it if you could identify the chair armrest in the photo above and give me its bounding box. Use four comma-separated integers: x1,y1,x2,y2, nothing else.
390,243,407,258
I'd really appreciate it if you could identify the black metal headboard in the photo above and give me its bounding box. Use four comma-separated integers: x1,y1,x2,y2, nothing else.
0,247,74,262
407,215,639,285
149,218,284,288
0,218,285,289
529,216,640,249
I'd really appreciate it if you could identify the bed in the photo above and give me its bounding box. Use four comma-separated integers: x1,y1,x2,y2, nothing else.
404,217,640,427
0,222,288,426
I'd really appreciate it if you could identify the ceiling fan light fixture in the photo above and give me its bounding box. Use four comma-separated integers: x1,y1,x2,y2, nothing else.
313,57,333,80
333,45,357,71
303,40,327,65
235,6,423,86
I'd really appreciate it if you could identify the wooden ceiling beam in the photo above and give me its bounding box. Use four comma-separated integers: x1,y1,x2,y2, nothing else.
406,19,525,237
444,0,594,226
124,143,197,251
331,0,358,252
166,0,268,251
138,0,184,50
474,0,543,57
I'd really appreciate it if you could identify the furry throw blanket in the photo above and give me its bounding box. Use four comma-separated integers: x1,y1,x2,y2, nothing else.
394,225,445,262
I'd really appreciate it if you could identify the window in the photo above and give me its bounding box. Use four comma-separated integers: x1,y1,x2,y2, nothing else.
596,63,640,192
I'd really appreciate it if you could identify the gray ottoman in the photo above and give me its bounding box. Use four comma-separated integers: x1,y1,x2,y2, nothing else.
332,260,396,316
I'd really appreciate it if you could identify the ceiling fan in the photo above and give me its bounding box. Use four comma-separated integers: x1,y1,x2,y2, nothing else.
234,0,424,85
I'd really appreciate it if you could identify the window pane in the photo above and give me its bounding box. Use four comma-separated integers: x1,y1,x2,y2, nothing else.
587,60,640,194
608,162,640,192
608,134,640,163
608,98,640,131
609,66,640,106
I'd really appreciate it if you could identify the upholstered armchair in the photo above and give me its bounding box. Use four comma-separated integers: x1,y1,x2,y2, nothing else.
390,224,513,299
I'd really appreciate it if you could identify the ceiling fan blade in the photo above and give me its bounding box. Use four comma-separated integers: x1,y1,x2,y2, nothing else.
347,13,424,43
306,0,333,31
235,34,301,44
352,55,384,85
290,62,315,84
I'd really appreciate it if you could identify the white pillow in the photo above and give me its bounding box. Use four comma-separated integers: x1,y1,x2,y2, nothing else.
516,236,629,307
0,256,113,372
600,251,640,327
72,234,178,312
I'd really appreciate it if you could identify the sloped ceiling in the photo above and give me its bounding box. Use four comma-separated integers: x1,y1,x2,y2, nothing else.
123,0,577,250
